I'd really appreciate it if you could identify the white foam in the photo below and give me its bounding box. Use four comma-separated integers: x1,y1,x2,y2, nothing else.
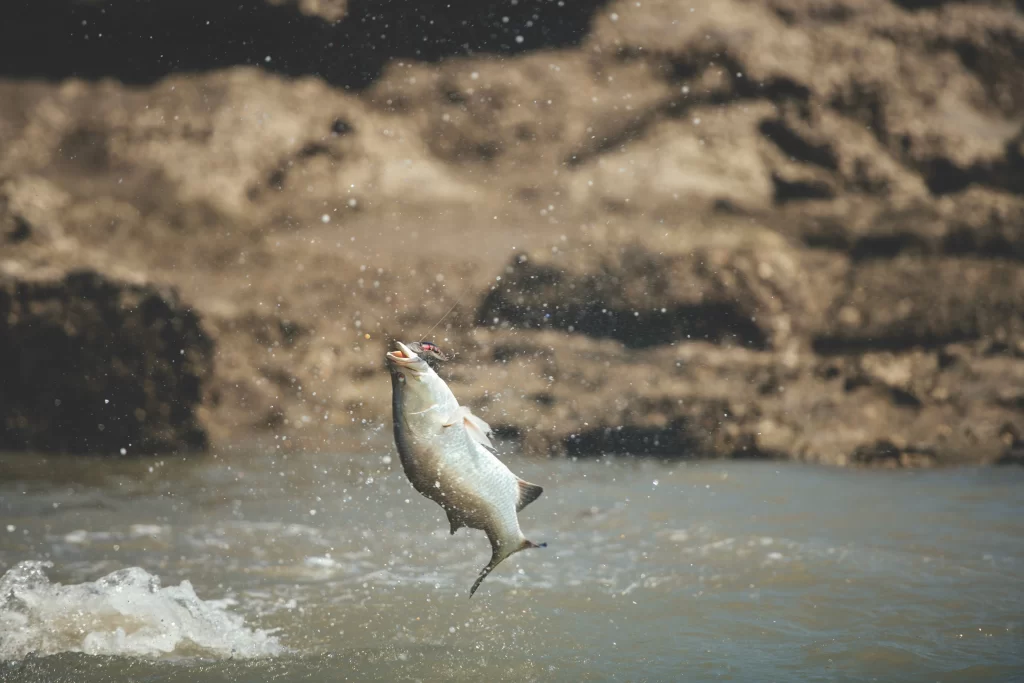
130,524,168,538
0,561,283,661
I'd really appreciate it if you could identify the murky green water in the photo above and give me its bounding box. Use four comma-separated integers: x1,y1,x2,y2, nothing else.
1,447,1022,682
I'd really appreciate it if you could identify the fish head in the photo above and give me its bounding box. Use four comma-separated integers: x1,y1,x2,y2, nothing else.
387,341,431,378
387,341,450,414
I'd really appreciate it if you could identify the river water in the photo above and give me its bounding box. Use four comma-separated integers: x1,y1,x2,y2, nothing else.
0,447,1021,682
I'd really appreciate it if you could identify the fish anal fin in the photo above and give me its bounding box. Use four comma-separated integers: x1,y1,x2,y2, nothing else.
445,508,464,535
516,479,544,512
443,405,494,449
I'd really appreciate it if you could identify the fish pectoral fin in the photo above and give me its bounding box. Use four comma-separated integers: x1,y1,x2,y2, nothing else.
440,406,469,428
442,405,494,449
516,479,544,512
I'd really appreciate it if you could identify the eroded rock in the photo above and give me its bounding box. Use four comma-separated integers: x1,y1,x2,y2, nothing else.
815,257,1024,352
441,330,1023,466
477,225,810,350
0,269,213,454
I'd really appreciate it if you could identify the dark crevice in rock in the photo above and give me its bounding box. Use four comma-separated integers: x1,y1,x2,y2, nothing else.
748,77,814,103
330,118,353,136
889,0,957,8
565,423,701,458
565,68,808,169
668,52,812,104
996,449,1024,465
942,229,1023,261
6,215,32,243
565,112,658,168
921,158,977,195
566,68,812,168
771,174,835,203
801,227,852,251
772,3,857,24
800,228,1024,263
921,132,1024,197
478,291,770,350
1,0,611,90
830,86,888,144
759,120,839,170
842,376,870,392
890,388,924,408
812,332,978,355
849,233,931,261
951,38,1024,118
891,0,1021,9
850,439,936,466
844,378,925,408
491,424,522,440
729,433,789,460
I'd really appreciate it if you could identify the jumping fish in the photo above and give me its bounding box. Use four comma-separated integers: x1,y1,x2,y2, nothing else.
387,340,546,596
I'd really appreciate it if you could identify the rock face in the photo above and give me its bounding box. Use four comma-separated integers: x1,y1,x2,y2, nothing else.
477,227,809,351
0,0,1022,464
814,256,1024,353
455,287,1023,467
0,270,213,455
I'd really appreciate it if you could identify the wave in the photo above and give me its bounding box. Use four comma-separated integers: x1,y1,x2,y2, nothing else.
0,561,283,661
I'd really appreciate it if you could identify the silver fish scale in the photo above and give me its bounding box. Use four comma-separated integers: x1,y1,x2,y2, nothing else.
434,427,522,544
395,379,523,549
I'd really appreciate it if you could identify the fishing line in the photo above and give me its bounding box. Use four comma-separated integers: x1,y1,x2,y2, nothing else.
419,282,465,343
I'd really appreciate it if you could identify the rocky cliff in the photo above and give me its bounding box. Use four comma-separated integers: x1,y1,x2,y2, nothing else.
1,0,1022,464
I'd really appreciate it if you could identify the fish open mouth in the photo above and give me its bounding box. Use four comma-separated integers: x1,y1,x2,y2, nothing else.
386,341,421,366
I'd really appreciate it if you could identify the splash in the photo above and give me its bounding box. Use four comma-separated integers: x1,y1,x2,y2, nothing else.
0,561,283,660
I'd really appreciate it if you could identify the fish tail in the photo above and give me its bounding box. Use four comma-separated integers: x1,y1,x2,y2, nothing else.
468,539,547,597
469,552,503,598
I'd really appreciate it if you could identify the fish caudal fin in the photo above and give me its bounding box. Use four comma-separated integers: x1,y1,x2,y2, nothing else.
468,538,547,598
469,552,503,597
516,479,544,512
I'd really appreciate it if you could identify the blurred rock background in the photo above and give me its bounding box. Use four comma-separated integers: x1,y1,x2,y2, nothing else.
1,0,1022,465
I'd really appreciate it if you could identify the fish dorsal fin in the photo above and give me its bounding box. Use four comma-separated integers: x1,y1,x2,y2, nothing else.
443,405,494,449
516,479,544,512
